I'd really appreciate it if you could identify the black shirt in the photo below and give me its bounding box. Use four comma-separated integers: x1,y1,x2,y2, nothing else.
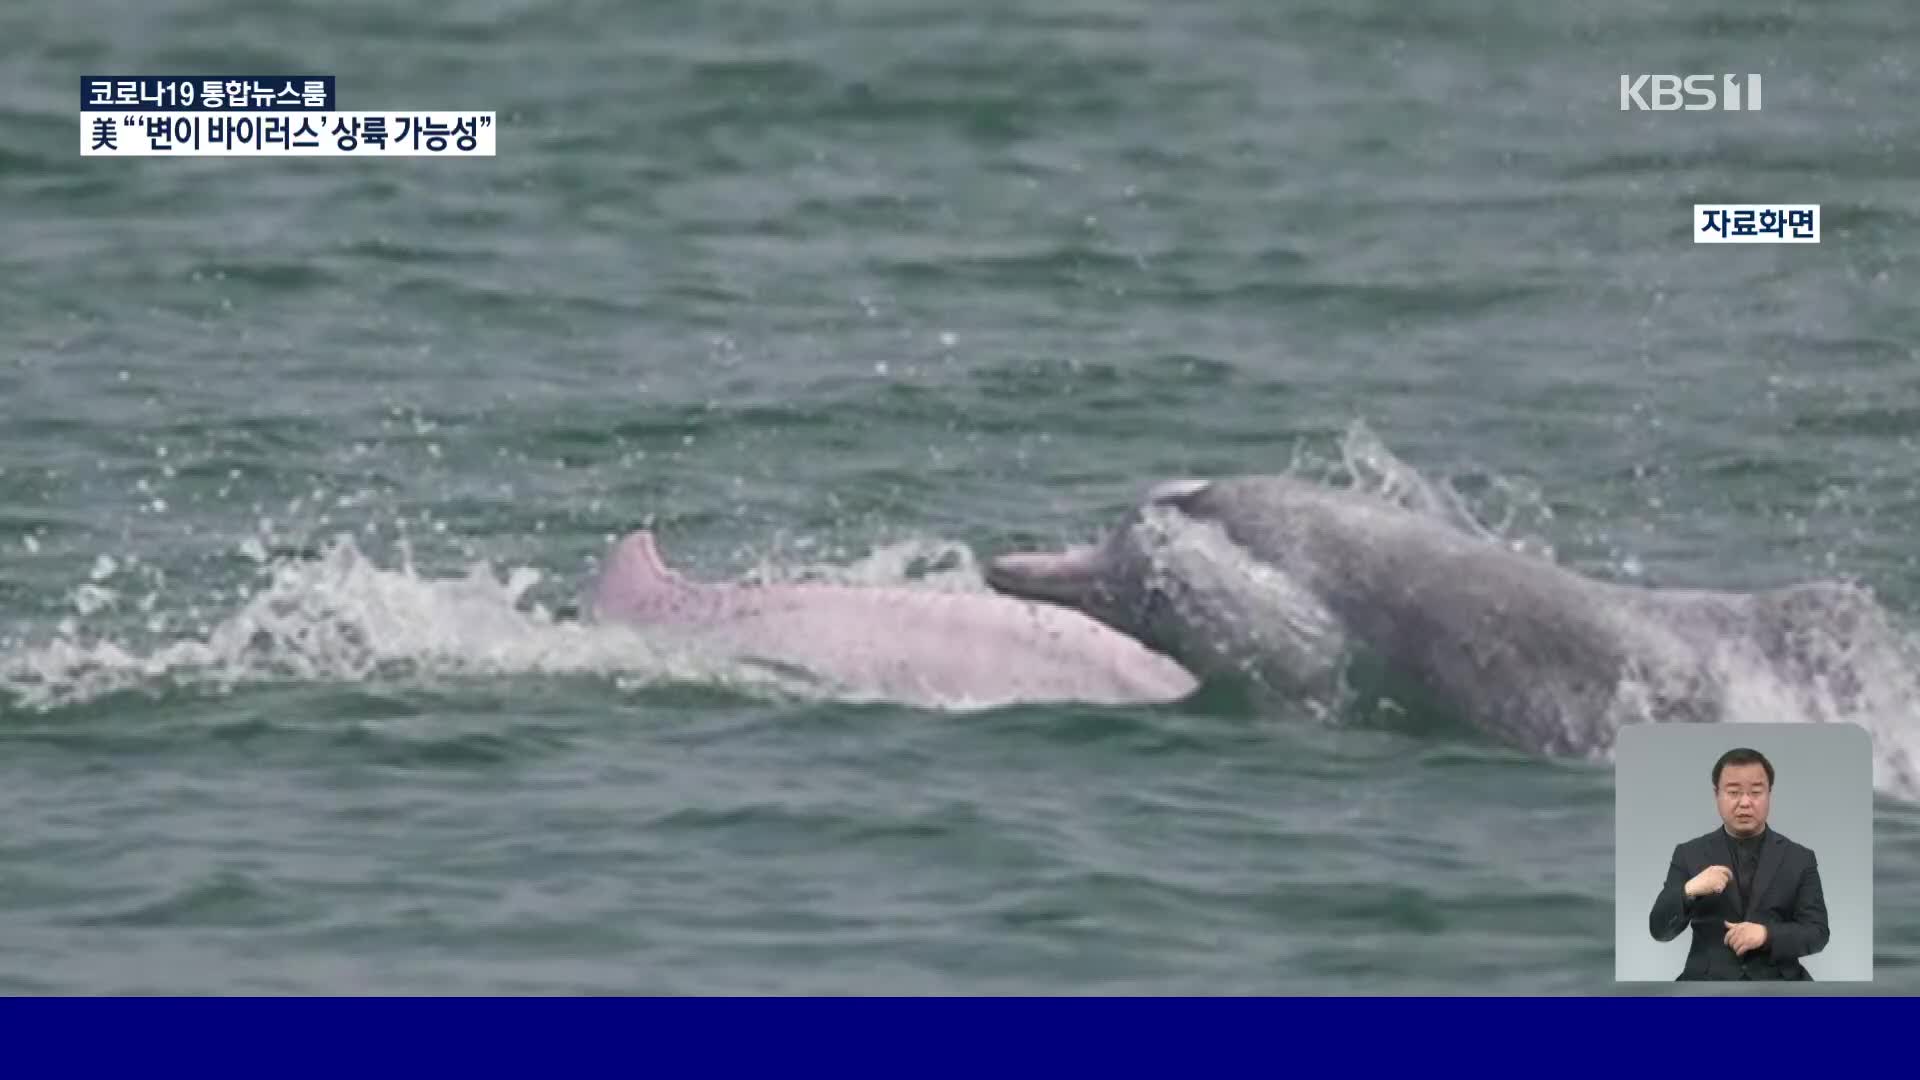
1727,827,1766,914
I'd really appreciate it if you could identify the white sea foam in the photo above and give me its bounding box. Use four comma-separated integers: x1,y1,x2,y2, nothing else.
0,533,879,713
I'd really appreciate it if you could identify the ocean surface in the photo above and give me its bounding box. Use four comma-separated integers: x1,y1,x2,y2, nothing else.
2,0,1918,994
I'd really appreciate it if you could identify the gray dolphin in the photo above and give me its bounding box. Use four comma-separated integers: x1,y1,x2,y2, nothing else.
587,530,1198,709
986,475,1899,757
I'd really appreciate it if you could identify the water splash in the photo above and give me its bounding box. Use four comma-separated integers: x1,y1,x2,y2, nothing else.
0,534,842,714
1322,419,1561,560
738,535,984,592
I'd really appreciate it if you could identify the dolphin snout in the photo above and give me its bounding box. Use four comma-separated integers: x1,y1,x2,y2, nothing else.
985,545,1105,607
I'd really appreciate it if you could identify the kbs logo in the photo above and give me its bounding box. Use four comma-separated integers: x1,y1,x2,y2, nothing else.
1619,74,1762,111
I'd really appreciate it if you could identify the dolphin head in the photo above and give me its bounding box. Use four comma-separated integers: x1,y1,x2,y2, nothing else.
987,476,1350,696
986,479,1216,653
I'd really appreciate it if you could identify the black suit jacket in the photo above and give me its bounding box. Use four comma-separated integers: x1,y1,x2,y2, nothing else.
1647,826,1829,981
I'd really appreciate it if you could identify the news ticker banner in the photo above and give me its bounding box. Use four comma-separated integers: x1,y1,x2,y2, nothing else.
80,76,494,156
0,998,1897,1078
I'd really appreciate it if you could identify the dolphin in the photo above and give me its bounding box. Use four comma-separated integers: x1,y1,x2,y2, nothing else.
586,529,1198,709
985,475,1902,757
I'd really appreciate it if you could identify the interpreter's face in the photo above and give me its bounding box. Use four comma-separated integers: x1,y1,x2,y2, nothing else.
1716,763,1771,837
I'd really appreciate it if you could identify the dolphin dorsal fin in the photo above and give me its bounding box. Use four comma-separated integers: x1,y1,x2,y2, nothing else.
590,529,688,618
1147,478,1212,506
616,530,674,580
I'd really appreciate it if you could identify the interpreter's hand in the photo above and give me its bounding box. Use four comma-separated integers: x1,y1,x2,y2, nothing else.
1724,921,1769,956
1684,865,1733,898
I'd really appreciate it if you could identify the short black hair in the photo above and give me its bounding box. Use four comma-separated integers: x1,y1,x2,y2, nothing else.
1712,747,1775,789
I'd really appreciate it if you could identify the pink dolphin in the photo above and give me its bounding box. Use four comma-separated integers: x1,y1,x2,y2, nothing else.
587,530,1198,709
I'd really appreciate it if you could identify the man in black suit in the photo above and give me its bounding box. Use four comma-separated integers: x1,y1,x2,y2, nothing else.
1647,747,1830,980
